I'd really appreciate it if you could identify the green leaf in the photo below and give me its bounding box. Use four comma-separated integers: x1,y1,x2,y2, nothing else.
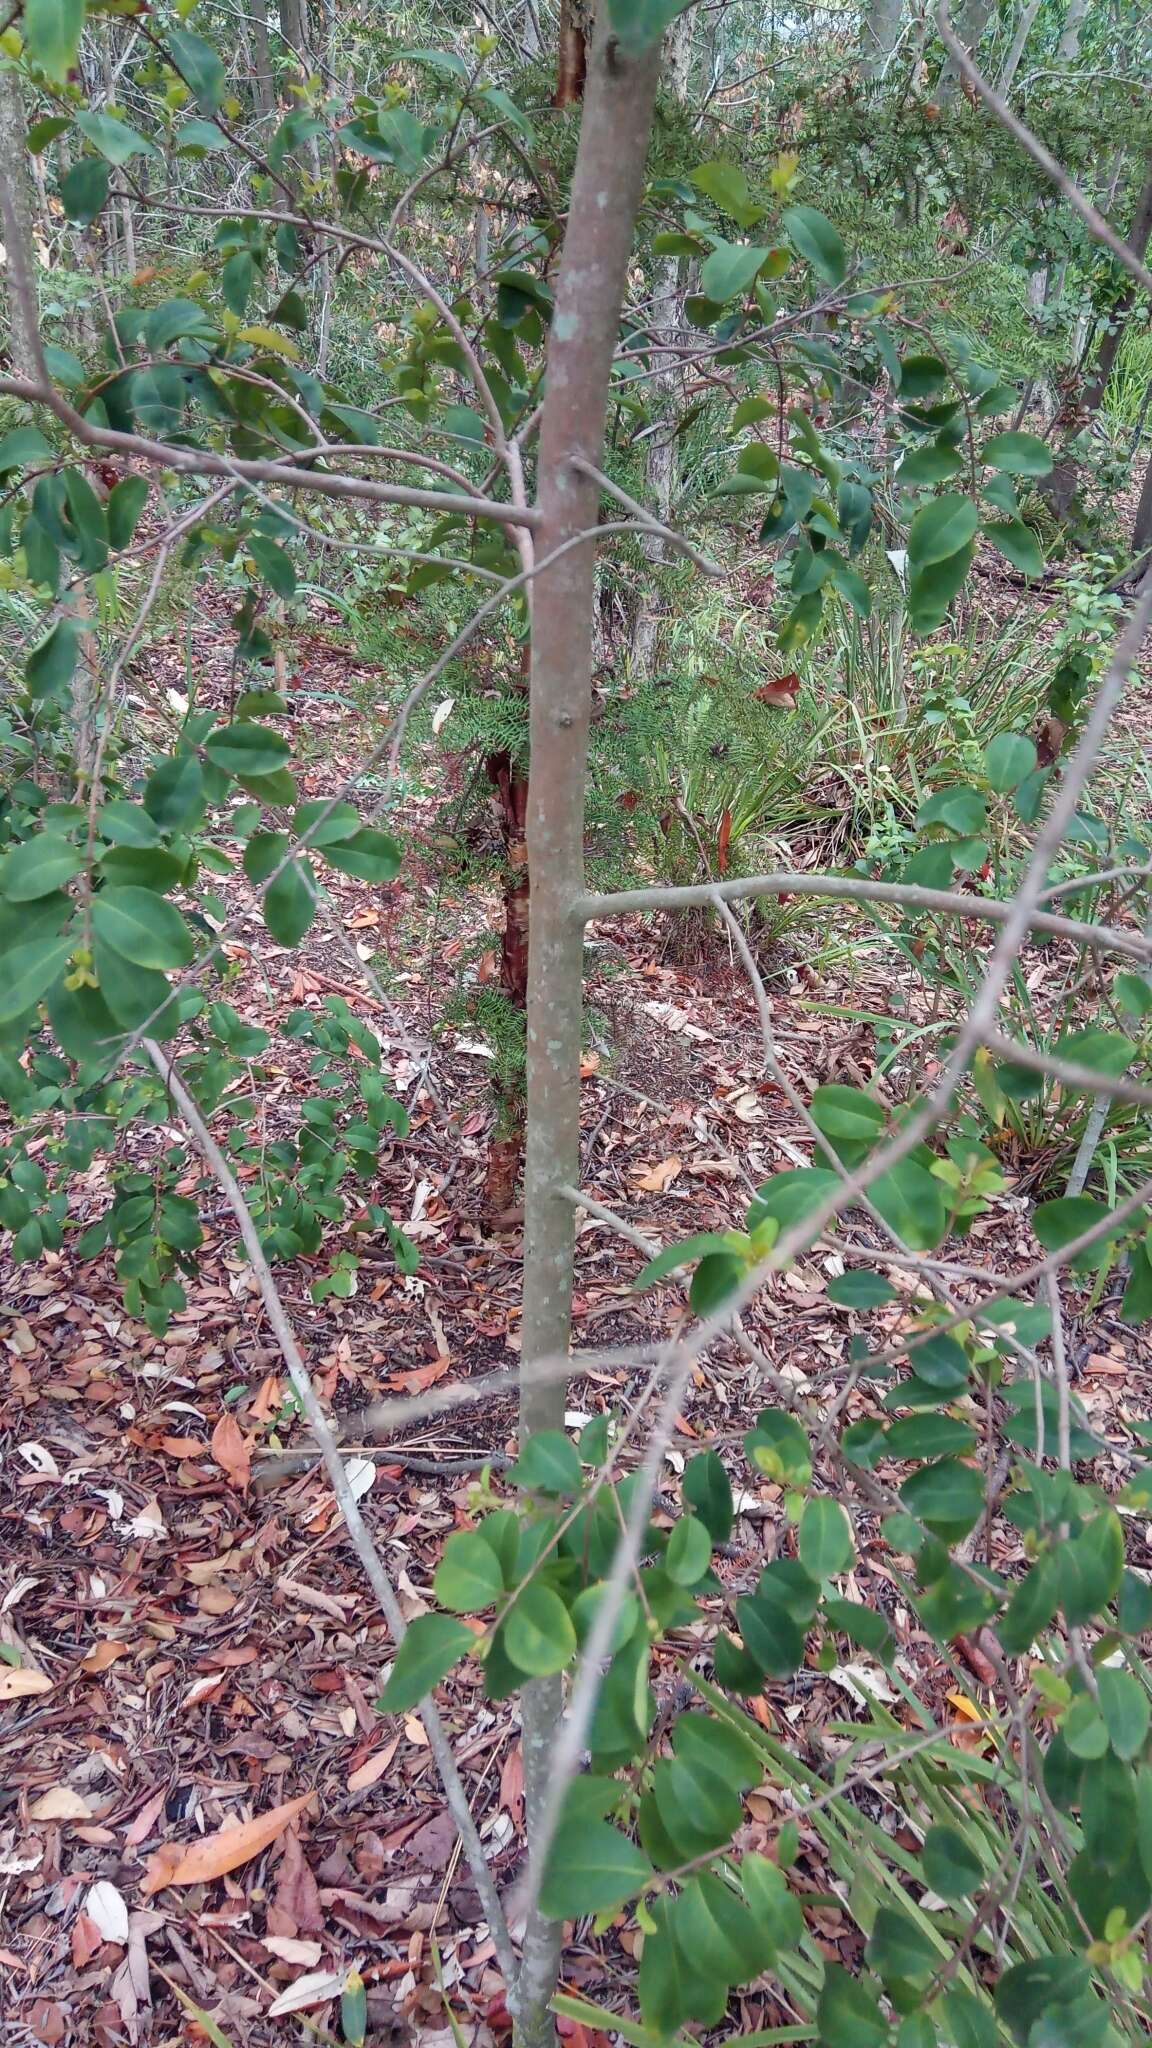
0,931,73,1024
509,1429,581,1494
916,783,988,835
433,1530,504,1614
1059,1511,1124,1627
665,1512,712,1586
636,1231,738,1290
145,754,204,832
674,1712,762,1794
740,1852,803,1952
174,117,230,153
899,441,963,485
504,1582,577,1677
1115,1245,1147,1327
983,730,1037,793
221,250,254,318
377,1613,473,1713
75,110,151,163
0,834,83,902
870,1161,948,1250
689,1249,744,1314
898,353,949,397
26,617,79,701
324,829,403,883
922,1821,984,1900
106,476,150,550
885,1413,977,1459
168,27,227,112
690,159,760,224
699,241,770,304
817,1962,888,2048
248,533,296,598
1098,1668,1151,1760
683,1448,733,1544
908,542,975,633
746,1410,811,1488
997,1551,1061,1656
1052,1026,1133,1079
25,0,86,82
205,723,291,778
868,1904,940,1989
996,1958,1090,2047
605,0,692,56
243,832,317,946
781,205,847,285
907,491,978,568
0,425,51,473
746,1166,839,1236
823,1595,893,1653
60,158,109,225
907,1330,971,1392
1033,1195,1117,1273
798,1497,853,1577
736,1591,806,1676
810,1083,886,1143
1115,972,1152,1020
539,1816,652,1918
827,1270,897,1308
983,430,1053,477
91,886,194,970
653,1752,742,1857
900,1458,984,1542
986,519,1045,578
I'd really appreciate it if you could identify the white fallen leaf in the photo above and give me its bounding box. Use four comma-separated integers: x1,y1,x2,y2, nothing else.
1,1577,39,1614
18,1443,59,1478
29,1787,93,1822
93,1489,125,1521
343,1457,376,1503
431,695,455,735
86,1879,130,1944
124,1499,166,1541
828,1662,898,1707
266,1969,345,2017
886,548,908,584
263,1936,323,1967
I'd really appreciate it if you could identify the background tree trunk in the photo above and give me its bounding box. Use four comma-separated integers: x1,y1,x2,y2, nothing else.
631,10,694,676
860,0,903,83
997,0,1042,96
1082,151,1152,413
0,68,40,381
938,0,991,101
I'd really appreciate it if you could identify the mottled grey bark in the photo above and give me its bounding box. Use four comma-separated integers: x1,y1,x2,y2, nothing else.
250,0,275,115
998,0,1042,94
938,0,991,100
1057,0,1089,64
0,67,40,380
1083,152,1152,413
517,16,664,2045
860,0,903,82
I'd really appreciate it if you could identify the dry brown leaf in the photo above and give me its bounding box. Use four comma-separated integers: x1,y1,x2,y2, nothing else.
80,1640,129,1676
0,1666,52,1700
210,1410,251,1492
29,1787,93,1821
347,1736,399,1793
263,1936,323,1967
123,1787,167,1848
141,1792,312,1895
633,1155,682,1192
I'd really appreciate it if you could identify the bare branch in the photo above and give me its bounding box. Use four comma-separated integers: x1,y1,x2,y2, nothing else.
567,455,725,576
140,1038,519,1998
577,871,1152,964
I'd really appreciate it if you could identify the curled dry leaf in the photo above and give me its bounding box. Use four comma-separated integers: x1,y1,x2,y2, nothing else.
266,1968,345,2017
0,1666,52,1700
29,1786,93,1822
210,1411,251,1492
141,1791,313,1896
347,1735,399,1794
80,1640,129,1676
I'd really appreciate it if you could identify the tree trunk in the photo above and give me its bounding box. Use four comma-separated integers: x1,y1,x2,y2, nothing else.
1057,0,1089,63
997,0,1042,95
938,0,991,100
1133,441,1152,560
631,9,694,675
483,732,530,1217
860,0,903,83
1082,151,1152,414
555,0,592,105
0,67,41,381
251,0,275,115
516,17,664,2044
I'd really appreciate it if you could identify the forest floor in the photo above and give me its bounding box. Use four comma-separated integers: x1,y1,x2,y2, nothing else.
2,574,1152,2048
